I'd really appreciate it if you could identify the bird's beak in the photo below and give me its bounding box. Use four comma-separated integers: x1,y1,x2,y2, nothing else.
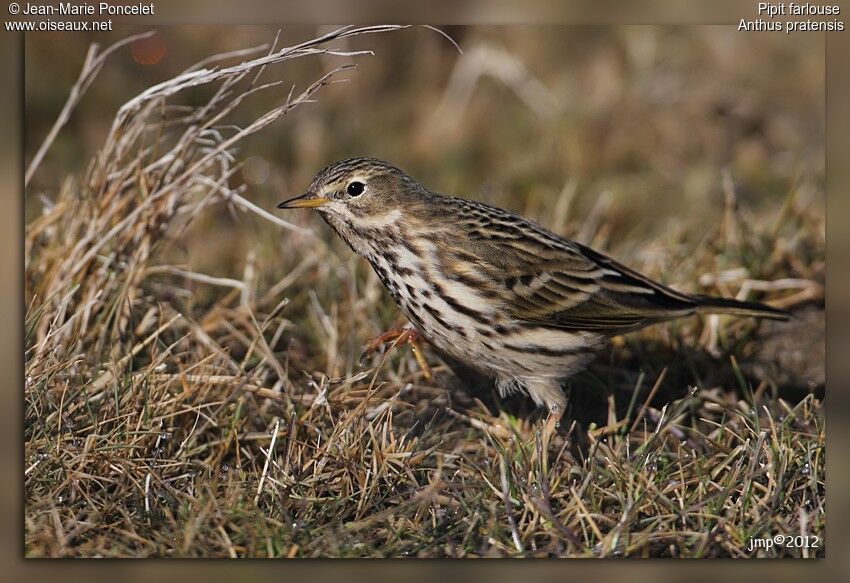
277,193,331,209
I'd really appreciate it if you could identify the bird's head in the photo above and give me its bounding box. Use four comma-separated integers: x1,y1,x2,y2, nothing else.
278,158,422,228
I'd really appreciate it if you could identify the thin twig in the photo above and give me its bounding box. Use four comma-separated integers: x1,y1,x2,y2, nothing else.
25,31,156,187
255,417,281,505
500,454,524,554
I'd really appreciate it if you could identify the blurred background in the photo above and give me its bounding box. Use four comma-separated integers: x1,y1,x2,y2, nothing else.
26,25,824,282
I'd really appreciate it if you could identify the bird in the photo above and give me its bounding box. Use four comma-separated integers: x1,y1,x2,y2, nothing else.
278,157,789,424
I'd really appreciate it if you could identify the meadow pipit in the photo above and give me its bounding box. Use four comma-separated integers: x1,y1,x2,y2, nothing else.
279,158,788,422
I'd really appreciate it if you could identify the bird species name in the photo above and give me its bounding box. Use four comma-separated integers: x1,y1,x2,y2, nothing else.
740,3,844,32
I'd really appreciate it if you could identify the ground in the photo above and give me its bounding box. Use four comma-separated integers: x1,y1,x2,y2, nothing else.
24,25,824,558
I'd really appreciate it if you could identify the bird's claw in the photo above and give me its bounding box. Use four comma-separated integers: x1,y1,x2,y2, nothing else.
360,327,433,380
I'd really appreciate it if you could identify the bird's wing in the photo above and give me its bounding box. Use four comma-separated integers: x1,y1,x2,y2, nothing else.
438,200,697,334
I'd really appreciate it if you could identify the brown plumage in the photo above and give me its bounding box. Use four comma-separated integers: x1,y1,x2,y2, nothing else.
279,158,789,416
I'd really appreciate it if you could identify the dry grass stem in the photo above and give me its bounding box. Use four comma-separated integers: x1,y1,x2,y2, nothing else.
25,26,824,558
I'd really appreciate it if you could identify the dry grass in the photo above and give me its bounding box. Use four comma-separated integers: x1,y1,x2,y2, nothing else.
24,27,824,558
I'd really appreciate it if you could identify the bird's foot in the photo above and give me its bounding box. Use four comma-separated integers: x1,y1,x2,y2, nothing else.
361,327,432,380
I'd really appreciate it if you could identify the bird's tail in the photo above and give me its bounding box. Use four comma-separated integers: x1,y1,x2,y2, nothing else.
692,295,790,321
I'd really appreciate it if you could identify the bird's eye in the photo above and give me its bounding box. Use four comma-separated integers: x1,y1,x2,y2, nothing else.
347,181,365,197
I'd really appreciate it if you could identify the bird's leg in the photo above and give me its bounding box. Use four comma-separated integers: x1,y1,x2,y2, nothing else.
361,327,432,379
404,333,433,380
533,401,564,472
543,405,562,446
362,327,416,354
524,380,567,463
